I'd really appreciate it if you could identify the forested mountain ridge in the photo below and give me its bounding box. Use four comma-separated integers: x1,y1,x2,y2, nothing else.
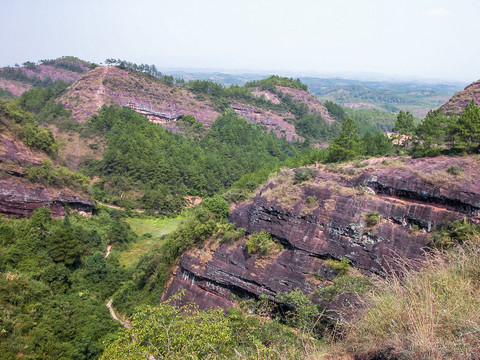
57,64,338,142
0,57,94,97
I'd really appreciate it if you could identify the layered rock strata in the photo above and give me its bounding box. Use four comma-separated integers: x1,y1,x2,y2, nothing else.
164,156,480,311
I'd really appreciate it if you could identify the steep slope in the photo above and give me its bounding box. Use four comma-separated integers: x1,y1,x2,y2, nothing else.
230,84,335,141
441,79,480,114
58,66,221,129
0,102,93,217
164,156,480,312
58,68,339,141
0,57,92,96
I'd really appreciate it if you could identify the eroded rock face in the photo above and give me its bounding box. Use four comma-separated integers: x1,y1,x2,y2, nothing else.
164,156,480,312
0,132,94,218
441,79,480,115
0,180,94,217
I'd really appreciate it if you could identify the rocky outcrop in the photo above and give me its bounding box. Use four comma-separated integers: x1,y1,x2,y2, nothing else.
164,156,480,312
58,66,220,126
0,180,93,217
0,129,94,218
441,79,480,114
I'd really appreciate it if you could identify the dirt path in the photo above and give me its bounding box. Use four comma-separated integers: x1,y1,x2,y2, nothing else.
96,201,145,213
104,244,113,258
106,299,131,329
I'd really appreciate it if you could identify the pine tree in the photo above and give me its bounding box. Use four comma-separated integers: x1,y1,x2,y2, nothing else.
452,100,480,153
327,117,361,162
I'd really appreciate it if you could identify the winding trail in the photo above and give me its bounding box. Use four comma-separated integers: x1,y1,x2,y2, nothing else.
96,201,145,213
106,299,131,329
104,244,113,258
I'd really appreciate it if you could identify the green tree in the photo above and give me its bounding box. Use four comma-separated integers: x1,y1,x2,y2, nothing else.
393,110,415,147
452,100,480,153
327,117,361,162
412,110,447,157
101,294,233,359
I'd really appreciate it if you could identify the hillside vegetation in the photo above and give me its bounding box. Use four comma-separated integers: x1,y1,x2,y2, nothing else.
1,57,480,360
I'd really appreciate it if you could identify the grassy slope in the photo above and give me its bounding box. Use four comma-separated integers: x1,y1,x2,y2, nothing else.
119,216,183,267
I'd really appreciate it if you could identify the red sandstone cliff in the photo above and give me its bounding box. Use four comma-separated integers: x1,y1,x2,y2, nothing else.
163,156,480,313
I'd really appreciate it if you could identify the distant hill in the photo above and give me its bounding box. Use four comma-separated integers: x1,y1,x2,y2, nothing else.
441,79,480,114
57,66,220,130
57,67,336,141
167,70,463,118
0,56,94,97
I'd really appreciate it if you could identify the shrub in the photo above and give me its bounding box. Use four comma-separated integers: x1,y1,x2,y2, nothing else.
202,195,229,218
293,168,318,184
433,218,479,249
245,232,273,255
324,257,351,275
101,292,234,359
364,211,380,227
446,165,464,176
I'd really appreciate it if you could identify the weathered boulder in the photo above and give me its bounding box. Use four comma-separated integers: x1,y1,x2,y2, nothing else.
164,156,480,312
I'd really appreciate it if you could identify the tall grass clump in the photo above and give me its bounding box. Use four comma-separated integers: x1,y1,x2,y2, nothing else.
340,242,480,359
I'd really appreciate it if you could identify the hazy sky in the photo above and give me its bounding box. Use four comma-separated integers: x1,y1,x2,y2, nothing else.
2,0,479,82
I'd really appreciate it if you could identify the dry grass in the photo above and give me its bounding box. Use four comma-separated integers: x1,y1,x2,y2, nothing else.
300,195,319,216
262,169,303,210
334,242,480,360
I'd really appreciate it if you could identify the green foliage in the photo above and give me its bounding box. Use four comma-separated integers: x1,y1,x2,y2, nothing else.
446,165,464,176
89,106,301,213
245,232,274,255
404,101,480,157
364,211,380,227
202,195,229,218
105,58,183,86
176,114,204,136
275,289,325,336
393,110,415,135
315,275,372,302
0,101,58,155
0,67,56,87
102,293,233,360
361,131,392,156
452,100,480,153
246,75,308,92
26,159,90,192
16,81,74,126
0,87,14,100
295,113,340,141
433,218,480,249
0,208,135,359
293,167,318,184
324,100,349,122
327,117,361,162
324,257,351,275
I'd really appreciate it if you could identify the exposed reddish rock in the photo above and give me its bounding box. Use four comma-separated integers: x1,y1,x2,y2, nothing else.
276,86,335,124
58,66,220,127
0,59,91,97
0,180,93,217
441,79,480,114
20,64,88,82
231,102,300,141
0,121,94,218
0,79,31,97
164,156,480,313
